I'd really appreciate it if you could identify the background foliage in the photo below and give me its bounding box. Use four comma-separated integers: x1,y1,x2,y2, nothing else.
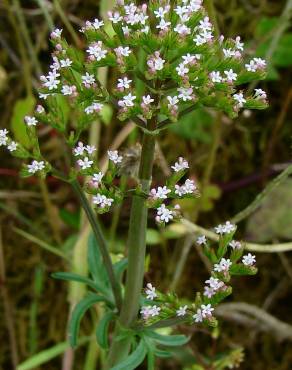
0,0,291,369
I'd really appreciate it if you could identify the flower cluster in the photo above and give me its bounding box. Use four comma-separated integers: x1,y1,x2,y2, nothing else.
1,0,268,185
73,146,125,213
147,157,199,224
140,223,257,326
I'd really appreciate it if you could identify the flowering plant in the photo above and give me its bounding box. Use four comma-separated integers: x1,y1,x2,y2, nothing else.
1,0,268,368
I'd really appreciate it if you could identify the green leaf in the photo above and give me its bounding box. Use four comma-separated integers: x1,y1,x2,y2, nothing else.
154,349,172,358
88,232,109,288
16,337,90,370
59,208,80,229
144,331,189,347
69,294,105,348
51,272,100,292
113,258,128,282
96,311,115,349
11,95,36,148
146,228,161,245
110,340,147,370
170,108,213,142
229,264,257,276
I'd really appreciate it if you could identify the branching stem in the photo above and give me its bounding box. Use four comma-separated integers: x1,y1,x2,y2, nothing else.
70,179,122,311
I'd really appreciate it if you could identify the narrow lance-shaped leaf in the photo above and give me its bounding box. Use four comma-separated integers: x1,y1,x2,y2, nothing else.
110,340,147,370
96,311,115,349
69,294,105,348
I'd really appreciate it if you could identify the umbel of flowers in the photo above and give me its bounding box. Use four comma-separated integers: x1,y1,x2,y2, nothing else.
141,223,257,326
1,0,267,368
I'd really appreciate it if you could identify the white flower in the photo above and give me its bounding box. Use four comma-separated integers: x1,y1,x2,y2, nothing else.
235,36,244,51
140,306,152,319
150,186,171,199
82,72,95,86
183,179,196,194
73,142,86,156
176,63,189,77
254,88,267,100
28,160,45,174
86,145,96,154
85,102,103,114
92,18,104,29
188,0,203,12
140,305,161,319
223,48,236,58
193,34,206,46
210,71,223,83
92,172,104,185
122,26,130,35
199,17,212,31
60,58,72,68
118,93,136,107
182,54,197,65
117,77,132,90
174,5,188,18
174,24,191,36
141,25,150,34
7,141,18,152
145,283,157,300
245,60,257,72
108,150,123,164
154,7,169,18
108,11,123,23
233,92,246,108
151,53,165,71
224,69,237,82
156,204,174,223
174,184,185,197
193,308,203,323
229,240,242,249
197,235,207,245
215,221,235,234
167,96,179,107
93,194,114,208
39,93,50,100
242,253,256,266
203,286,214,298
61,85,75,96
50,28,62,39
0,128,8,140
178,87,193,101
77,157,93,169
254,57,266,68
87,42,108,61
224,221,236,233
214,258,232,272
115,46,132,57
201,304,214,318
205,277,224,291
156,19,171,31
171,157,189,172
176,305,188,317
175,179,197,196
36,105,45,114
24,116,38,126
40,70,60,90
142,95,154,105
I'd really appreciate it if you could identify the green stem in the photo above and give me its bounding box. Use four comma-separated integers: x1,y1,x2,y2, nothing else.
70,179,122,311
106,132,156,367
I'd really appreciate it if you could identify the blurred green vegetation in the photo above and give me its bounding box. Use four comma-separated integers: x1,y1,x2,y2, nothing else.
0,0,292,369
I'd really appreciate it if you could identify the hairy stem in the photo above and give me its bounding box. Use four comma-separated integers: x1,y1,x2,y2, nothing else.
107,131,156,367
70,179,122,311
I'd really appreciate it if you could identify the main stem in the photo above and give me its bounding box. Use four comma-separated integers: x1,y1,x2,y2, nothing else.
107,131,156,367
70,179,123,311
